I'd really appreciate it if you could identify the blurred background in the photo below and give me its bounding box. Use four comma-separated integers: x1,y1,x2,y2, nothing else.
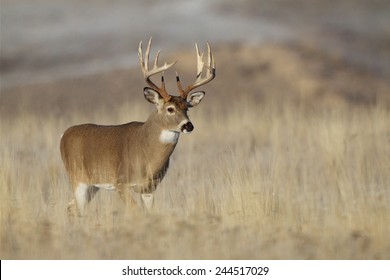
1,0,389,90
1,0,390,260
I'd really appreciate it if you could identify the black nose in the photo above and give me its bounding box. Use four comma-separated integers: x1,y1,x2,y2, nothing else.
182,122,194,133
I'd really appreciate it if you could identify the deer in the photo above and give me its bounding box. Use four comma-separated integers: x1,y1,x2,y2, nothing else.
60,38,216,215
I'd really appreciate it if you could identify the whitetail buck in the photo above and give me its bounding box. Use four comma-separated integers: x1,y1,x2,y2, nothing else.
60,38,215,214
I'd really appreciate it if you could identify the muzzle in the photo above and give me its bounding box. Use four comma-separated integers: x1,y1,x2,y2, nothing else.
181,122,194,133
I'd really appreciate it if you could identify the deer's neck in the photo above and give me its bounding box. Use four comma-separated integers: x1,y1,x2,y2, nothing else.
132,113,178,180
142,111,179,151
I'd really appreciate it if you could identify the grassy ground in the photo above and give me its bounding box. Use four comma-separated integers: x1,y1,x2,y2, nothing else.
1,42,389,259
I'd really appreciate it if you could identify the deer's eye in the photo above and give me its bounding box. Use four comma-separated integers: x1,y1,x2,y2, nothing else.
167,107,175,114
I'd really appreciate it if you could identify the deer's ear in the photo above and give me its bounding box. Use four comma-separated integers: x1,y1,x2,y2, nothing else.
187,91,205,107
144,87,163,105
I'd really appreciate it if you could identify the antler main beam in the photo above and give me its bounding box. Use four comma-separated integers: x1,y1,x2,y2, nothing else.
138,37,176,101
176,42,216,98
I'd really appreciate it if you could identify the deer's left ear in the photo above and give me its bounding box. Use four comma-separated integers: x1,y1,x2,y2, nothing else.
144,87,166,111
186,91,205,107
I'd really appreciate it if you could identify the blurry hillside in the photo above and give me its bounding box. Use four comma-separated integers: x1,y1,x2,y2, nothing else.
1,0,389,116
1,42,389,121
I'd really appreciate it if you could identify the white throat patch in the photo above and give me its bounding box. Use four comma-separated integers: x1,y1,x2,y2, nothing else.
159,130,179,144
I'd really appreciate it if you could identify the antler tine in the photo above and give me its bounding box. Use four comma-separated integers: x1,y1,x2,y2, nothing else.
195,43,204,80
138,41,145,72
154,50,161,68
145,37,152,71
178,42,216,98
176,71,184,94
207,41,216,72
138,37,176,101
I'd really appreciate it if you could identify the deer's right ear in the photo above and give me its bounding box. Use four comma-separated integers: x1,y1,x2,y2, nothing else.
144,87,163,105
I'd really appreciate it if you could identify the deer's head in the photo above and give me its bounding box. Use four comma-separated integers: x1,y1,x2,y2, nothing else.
139,38,215,134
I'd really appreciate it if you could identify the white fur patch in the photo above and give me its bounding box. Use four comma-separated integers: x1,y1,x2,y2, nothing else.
159,130,179,144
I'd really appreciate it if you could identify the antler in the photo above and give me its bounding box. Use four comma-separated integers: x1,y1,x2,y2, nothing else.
176,42,216,98
138,37,176,101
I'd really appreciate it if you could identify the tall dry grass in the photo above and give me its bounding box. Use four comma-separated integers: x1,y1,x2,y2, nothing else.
1,98,389,259
1,43,389,259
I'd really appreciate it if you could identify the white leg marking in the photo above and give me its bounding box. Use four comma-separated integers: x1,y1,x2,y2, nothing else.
141,193,154,211
75,182,90,212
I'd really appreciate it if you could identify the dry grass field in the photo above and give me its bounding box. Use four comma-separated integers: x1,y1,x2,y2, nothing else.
1,42,389,259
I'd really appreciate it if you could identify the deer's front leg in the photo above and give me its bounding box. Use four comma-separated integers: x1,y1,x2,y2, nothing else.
141,193,154,211
116,186,138,210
